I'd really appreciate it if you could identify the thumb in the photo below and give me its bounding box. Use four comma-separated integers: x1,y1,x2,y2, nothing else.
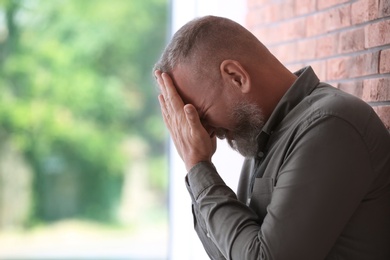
184,104,202,130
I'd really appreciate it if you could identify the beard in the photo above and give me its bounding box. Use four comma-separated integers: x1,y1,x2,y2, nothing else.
215,101,265,158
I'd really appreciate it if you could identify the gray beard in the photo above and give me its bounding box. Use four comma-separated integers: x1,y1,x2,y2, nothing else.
217,102,265,158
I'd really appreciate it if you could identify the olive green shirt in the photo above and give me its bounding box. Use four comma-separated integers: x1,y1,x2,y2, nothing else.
185,67,390,259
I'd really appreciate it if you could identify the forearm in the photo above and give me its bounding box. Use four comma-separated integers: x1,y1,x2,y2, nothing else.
186,162,263,259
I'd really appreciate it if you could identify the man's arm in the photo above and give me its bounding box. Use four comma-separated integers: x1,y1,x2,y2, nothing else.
187,115,375,259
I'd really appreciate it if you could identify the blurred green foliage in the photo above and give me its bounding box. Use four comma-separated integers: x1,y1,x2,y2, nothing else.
0,0,168,224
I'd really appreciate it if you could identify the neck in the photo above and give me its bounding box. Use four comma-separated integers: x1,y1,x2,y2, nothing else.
252,66,297,121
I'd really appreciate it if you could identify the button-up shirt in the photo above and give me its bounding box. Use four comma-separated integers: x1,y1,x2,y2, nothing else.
185,66,390,260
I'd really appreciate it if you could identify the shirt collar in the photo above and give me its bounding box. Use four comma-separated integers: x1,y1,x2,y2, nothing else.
256,66,320,157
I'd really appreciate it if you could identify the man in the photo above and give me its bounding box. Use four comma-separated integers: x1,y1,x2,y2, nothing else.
154,16,390,259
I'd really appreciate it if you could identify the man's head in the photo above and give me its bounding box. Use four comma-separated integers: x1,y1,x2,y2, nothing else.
154,16,295,157
154,15,272,81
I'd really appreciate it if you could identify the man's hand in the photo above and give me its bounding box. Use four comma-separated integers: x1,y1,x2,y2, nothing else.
155,70,216,171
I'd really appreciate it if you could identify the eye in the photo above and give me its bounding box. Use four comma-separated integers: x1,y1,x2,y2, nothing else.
199,115,209,128
196,109,206,121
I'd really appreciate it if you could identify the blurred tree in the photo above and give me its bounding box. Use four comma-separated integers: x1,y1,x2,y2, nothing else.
0,0,168,224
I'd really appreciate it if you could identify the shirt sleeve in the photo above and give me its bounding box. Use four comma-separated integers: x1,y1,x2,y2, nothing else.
185,115,377,260
186,161,259,260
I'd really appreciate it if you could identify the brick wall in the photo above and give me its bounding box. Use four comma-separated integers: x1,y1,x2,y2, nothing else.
247,0,390,129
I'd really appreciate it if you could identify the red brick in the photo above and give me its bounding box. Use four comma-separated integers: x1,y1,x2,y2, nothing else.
365,20,390,48
281,17,307,41
362,78,390,102
351,0,379,24
337,80,364,99
372,105,390,129
252,27,274,45
269,42,297,63
297,38,317,60
316,33,339,58
338,28,365,53
261,26,283,46
295,0,316,15
246,11,263,28
259,20,305,45
264,3,283,23
327,52,379,80
380,49,390,74
348,52,379,78
379,0,390,17
280,0,296,20
248,0,269,8
327,57,347,80
310,61,327,81
317,0,350,10
306,13,326,37
324,5,351,32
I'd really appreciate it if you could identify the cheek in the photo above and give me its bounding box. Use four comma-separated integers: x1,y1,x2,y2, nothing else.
205,93,237,130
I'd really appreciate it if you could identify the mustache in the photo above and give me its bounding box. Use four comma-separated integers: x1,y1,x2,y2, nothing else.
215,128,228,140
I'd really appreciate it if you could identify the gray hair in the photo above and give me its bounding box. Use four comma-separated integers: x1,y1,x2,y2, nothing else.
153,15,270,78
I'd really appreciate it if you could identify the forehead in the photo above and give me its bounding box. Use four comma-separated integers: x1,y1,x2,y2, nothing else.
170,64,208,107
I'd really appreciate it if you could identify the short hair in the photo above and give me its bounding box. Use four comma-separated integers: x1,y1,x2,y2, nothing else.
154,15,271,78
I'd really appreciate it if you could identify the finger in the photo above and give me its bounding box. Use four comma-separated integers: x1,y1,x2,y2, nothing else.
161,73,184,110
158,94,171,129
184,104,203,135
158,94,167,116
161,73,175,97
155,71,168,97
154,70,160,80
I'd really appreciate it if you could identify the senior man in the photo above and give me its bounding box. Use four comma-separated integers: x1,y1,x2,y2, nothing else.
154,16,390,260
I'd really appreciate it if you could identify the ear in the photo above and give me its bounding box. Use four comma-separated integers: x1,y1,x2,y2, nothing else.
220,60,251,93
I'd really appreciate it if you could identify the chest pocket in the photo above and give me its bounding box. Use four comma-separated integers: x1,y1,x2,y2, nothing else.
249,177,274,221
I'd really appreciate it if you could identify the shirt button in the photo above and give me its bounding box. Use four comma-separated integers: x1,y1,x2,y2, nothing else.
207,232,211,238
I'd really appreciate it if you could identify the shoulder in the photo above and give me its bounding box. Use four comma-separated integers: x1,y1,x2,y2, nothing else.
302,83,375,134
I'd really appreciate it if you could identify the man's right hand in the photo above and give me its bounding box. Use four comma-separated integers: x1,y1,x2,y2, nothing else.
155,70,217,171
